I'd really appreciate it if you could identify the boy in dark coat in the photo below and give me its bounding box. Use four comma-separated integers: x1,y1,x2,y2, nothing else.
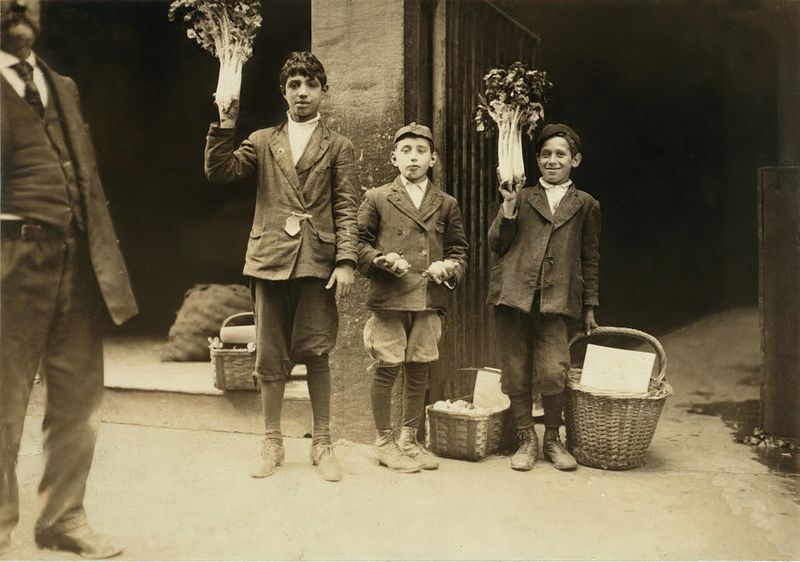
204,52,359,482
487,123,600,471
357,123,468,473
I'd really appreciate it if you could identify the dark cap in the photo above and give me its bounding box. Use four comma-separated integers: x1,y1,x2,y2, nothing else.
536,123,582,153
393,122,434,145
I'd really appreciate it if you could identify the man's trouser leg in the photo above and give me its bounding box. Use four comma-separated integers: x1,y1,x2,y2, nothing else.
1,233,104,537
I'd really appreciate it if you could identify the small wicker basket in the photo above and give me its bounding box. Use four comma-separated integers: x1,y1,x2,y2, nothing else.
426,368,514,461
210,313,257,391
565,326,672,470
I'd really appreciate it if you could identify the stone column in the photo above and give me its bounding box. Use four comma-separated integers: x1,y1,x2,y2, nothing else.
312,0,429,441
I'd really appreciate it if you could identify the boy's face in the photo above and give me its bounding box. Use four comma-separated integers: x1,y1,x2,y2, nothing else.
392,136,436,183
282,74,327,122
537,136,582,185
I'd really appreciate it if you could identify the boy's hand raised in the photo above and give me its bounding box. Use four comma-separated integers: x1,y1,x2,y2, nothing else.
326,263,354,299
498,177,523,218
216,96,240,128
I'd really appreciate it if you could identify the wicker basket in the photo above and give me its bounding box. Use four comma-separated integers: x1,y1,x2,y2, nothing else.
210,313,257,391
564,326,673,470
426,368,514,461
426,400,511,461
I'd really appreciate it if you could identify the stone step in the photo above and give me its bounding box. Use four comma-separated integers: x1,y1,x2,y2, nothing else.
30,335,314,437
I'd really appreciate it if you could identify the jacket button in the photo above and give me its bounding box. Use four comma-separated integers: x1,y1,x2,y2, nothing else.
421,249,428,256
397,229,403,235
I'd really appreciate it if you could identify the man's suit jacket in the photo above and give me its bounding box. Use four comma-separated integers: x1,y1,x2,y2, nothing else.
204,120,359,280
487,183,600,320
0,59,138,325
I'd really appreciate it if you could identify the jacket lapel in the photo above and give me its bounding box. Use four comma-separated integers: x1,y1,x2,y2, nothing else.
388,176,429,230
38,61,94,194
268,123,303,196
418,179,444,223
552,185,582,229
526,185,554,222
294,122,329,176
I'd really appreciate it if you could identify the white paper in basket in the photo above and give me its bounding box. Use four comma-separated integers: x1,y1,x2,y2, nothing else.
472,368,510,410
579,344,656,393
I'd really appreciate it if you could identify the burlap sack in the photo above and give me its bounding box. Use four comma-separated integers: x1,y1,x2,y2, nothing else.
159,284,251,362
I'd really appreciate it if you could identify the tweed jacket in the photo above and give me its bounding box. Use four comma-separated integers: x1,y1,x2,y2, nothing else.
0,59,138,325
357,176,468,313
487,182,600,320
205,120,359,280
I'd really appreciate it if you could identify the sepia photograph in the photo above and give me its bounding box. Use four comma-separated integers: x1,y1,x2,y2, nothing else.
1,0,798,559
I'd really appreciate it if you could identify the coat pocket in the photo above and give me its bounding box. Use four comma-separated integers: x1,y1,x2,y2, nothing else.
317,231,336,244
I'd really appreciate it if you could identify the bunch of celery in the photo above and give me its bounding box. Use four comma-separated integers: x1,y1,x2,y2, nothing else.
169,0,262,114
474,62,552,185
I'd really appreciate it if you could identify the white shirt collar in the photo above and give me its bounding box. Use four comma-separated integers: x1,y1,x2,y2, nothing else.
400,175,429,190
0,49,37,69
286,111,320,127
539,178,572,190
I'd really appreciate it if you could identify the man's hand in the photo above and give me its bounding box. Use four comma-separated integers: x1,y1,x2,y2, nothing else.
216,96,240,128
582,306,599,335
373,252,410,278
325,264,354,299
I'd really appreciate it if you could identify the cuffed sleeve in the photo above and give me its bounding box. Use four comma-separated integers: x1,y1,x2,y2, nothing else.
331,140,359,265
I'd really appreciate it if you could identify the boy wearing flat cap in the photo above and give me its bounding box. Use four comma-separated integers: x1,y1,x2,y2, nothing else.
357,123,468,473
487,123,600,472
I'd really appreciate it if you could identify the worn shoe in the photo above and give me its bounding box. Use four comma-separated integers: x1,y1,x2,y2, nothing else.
397,426,439,470
510,425,539,471
311,441,343,482
373,431,422,473
250,438,284,478
543,428,577,471
35,525,123,559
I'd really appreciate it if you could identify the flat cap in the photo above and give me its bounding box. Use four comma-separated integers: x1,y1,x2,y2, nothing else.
393,122,434,144
536,123,582,153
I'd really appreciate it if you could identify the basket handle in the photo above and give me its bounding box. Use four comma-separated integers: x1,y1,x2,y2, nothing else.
568,326,668,387
221,311,255,329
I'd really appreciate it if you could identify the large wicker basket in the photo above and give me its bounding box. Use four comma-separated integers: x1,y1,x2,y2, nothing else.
210,313,257,391
426,368,514,461
565,326,672,470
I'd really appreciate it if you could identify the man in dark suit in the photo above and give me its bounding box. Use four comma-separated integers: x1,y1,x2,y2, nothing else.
0,1,137,558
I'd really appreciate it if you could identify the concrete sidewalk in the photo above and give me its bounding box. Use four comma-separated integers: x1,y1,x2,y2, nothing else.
3,307,799,560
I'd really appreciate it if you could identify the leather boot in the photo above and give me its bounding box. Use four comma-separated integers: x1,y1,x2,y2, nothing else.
35,525,124,559
250,437,284,478
373,430,422,473
397,426,439,470
310,439,343,482
543,427,577,471
510,425,539,471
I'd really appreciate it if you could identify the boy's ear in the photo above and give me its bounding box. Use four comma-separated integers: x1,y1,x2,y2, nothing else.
430,150,438,166
390,151,398,166
571,152,583,168
321,84,329,93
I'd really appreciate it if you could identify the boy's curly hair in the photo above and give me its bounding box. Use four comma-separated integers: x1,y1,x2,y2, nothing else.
279,51,327,92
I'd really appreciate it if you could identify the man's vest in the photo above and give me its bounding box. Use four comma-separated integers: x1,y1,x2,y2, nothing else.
1,77,86,230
